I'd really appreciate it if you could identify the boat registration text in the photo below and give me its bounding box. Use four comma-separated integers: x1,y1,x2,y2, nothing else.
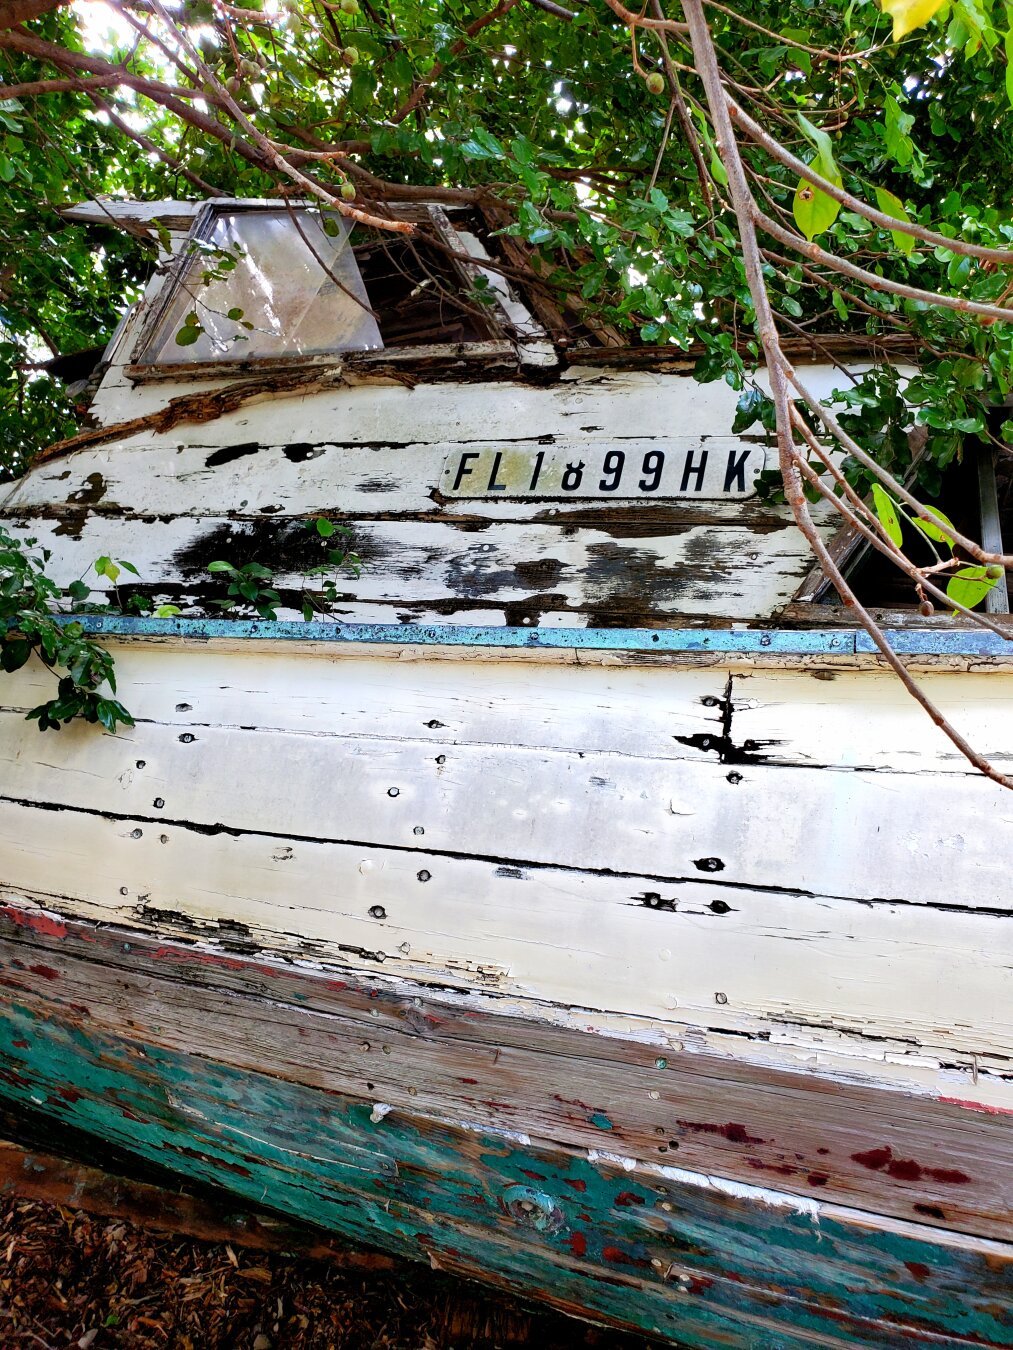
441,441,767,500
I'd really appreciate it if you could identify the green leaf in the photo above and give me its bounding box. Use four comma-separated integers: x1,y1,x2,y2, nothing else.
459,127,504,161
731,387,768,434
880,0,947,40
796,113,835,164
912,504,957,546
175,325,201,347
315,517,336,537
793,115,842,241
871,484,904,547
883,95,915,167
207,560,236,573
95,556,120,584
874,186,915,255
155,604,182,617
0,155,15,183
946,565,1002,611
794,179,840,240
227,306,245,321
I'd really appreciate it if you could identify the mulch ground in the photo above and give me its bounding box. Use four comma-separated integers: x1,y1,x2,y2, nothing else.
0,1198,662,1350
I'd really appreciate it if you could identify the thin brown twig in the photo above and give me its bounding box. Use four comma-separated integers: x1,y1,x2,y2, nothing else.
391,0,520,124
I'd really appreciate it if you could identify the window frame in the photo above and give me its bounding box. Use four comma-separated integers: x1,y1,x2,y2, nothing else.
125,199,522,381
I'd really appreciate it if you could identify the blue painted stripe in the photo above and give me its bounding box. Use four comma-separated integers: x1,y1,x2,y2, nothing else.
60,613,1013,658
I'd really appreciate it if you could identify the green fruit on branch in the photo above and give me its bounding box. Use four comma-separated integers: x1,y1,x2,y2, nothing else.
340,182,357,200
645,71,665,95
342,45,360,65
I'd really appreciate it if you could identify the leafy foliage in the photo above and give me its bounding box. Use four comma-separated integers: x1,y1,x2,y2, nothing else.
0,526,133,731
0,513,365,730
0,0,1011,500
207,518,363,621
869,483,1002,610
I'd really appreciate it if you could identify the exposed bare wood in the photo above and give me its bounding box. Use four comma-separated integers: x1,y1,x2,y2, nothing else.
0,1138,398,1266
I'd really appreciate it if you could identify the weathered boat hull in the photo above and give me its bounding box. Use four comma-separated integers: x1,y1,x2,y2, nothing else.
0,622,1010,1345
2,930,1011,1349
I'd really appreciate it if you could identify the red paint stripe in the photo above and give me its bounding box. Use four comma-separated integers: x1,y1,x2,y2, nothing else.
1,905,70,940
939,1096,1013,1116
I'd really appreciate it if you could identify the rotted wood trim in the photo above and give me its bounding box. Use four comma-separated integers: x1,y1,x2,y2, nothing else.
0,905,1010,1241
0,990,1009,1348
0,1137,397,1267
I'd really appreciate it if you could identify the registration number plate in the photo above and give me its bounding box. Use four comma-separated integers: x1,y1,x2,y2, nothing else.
441,442,766,499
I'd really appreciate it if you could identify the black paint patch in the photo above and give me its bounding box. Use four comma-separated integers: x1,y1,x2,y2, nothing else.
637,891,677,912
204,442,261,469
515,558,565,589
500,593,570,627
69,472,107,506
283,443,327,463
675,731,783,765
172,518,362,577
693,858,725,873
674,678,783,765
49,471,110,540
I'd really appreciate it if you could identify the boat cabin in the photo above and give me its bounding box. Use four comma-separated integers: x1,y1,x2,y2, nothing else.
0,196,869,628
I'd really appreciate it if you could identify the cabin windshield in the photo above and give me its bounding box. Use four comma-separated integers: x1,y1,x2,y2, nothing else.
129,201,519,375
136,207,383,365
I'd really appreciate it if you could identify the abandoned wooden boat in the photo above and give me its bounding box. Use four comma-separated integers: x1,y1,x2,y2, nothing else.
0,198,1010,1347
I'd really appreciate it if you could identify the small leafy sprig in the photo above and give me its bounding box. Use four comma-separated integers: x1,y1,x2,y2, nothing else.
870,487,1003,612
206,559,283,620
207,517,362,622
0,527,134,733
299,516,362,621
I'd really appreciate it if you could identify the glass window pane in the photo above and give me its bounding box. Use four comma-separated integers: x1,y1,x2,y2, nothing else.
139,208,383,364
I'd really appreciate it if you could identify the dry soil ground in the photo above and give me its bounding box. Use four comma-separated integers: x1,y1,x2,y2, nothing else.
0,1197,663,1350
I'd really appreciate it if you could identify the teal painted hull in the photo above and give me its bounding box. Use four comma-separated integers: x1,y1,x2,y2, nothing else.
0,997,1010,1348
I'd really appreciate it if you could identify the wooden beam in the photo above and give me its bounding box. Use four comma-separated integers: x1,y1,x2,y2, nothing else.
0,1137,397,1268
977,445,1010,614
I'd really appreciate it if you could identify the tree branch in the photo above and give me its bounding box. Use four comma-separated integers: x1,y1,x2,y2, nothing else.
0,0,63,30
682,0,1013,791
756,208,1013,325
729,96,1013,264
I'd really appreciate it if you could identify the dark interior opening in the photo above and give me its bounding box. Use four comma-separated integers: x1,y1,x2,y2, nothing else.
829,452,986,610
351,227,498,348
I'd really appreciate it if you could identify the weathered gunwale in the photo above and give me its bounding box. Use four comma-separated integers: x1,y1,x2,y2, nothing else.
1,902,1009,1241
54,613,1013,661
